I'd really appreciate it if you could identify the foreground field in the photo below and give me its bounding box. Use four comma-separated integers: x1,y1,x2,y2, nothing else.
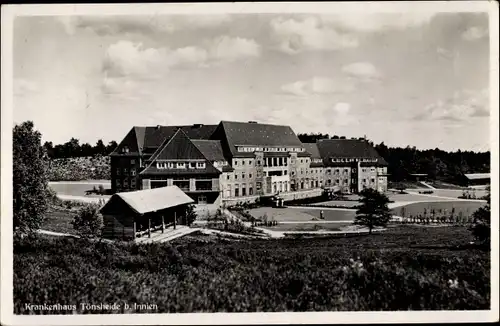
14,226,489,313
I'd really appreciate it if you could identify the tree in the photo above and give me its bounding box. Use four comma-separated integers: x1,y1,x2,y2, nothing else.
72,203,104,238
106,141,118,155
470,187,490,247
13,121,50,234
354,188,392,234
185,204,197,226
94,139,106,156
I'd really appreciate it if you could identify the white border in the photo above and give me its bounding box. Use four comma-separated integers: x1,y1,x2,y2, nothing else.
1,2,499,325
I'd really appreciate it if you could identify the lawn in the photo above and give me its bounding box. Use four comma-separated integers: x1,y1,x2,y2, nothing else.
14,226,490,313
41,207,77,234
261,222,352,232
391,201,486,218
248,207,356,222
49,181,111,197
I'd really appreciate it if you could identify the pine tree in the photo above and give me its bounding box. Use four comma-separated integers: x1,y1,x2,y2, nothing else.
354,188,392,234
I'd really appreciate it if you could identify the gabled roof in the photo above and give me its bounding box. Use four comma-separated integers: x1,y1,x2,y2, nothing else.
317,139,388,165
101,186,194,215
140,129,221,175
302,143,321,159
191,140,226,161
218,121,304,156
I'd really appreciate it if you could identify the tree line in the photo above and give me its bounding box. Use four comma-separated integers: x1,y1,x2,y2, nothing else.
43,138,118,159
297,133,490,184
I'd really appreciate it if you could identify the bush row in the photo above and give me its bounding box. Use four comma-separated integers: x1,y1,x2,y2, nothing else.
47,156,110,181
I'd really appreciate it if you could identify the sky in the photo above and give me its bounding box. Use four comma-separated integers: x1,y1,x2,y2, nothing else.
12,10,491,151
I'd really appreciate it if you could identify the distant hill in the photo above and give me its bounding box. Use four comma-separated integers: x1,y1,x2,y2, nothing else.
47,155,110,181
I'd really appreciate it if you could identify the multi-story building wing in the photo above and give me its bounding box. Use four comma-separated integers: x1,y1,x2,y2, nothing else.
210,121,317,198
302,143,325,189
110,124,218,194
316,138,389,193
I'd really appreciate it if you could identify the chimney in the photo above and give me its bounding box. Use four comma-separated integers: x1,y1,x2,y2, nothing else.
193,124,203,128
156,125,161,130
248,121,257,124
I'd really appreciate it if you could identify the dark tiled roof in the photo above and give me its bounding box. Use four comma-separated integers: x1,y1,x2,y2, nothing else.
142,124,218,149
317,139,388,166
111,127,142,156
219,121,304,156
302,143,321,159
191,140,226,161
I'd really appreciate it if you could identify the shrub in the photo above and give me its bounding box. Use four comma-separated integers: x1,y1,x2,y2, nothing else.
71,203,103,238
185,205,197,226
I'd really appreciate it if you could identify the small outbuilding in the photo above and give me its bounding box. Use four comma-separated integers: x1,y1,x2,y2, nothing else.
100,185,195,241
463,173,490,187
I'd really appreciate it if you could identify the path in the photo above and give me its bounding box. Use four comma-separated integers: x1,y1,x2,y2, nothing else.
135,226,200,244
57,194,110,203
419,181,436,190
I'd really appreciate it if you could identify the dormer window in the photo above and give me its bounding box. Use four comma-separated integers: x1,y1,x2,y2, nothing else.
177,162,186,169
197,162,206,169
122,146,129,153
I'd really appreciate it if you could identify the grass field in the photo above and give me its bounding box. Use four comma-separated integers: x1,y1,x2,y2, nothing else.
261,223,353,232
391,201,486,218
14,226,490,313
248,207,356,222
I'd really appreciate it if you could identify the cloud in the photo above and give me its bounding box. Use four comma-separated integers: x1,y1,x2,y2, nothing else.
330,102,358,126
281,77,355,97
341,62,382,81
206,36,261,61
270,17,358,54
14,79,40,97
321,13,435,32
462,26,488,41
414,89,489,121
58,15,233,36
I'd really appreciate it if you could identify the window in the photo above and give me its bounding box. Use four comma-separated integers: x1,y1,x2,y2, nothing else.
371,168,376,172
235,187,239,197
249,187,253,195
249,173,252,178
123,168,128,175
257,160,261,166
371,178,376,183
131,159,135,165
242,160,245,166
177,162,186,169
131,179,136,187
168,162,174,169
300,159,303,164
116,179,121,186
336,179,340,184
123,179,129,187
284,170,287,175
234,160,238,166
197,162,206,169
227,175,230,180
242,173,246,179
190,162,196,168
335,169,340,174
131,168,136,176
248,160,252,166
344,180,348,185
117,168,121,176
242,185,246,196
235,174,238,180
363,179,367,183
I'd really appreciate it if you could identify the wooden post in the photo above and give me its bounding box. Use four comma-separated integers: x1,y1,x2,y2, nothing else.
161,215,165,233
174,211,177,230
133,222,136,239
148,217,151,238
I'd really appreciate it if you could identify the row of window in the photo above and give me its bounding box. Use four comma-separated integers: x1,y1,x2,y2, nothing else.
331,158,378,163
156,162,206,169
115,178,136,188
117,168,136,176
237,146,305,153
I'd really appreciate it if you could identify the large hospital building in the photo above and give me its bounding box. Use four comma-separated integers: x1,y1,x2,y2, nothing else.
110,121,389,204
